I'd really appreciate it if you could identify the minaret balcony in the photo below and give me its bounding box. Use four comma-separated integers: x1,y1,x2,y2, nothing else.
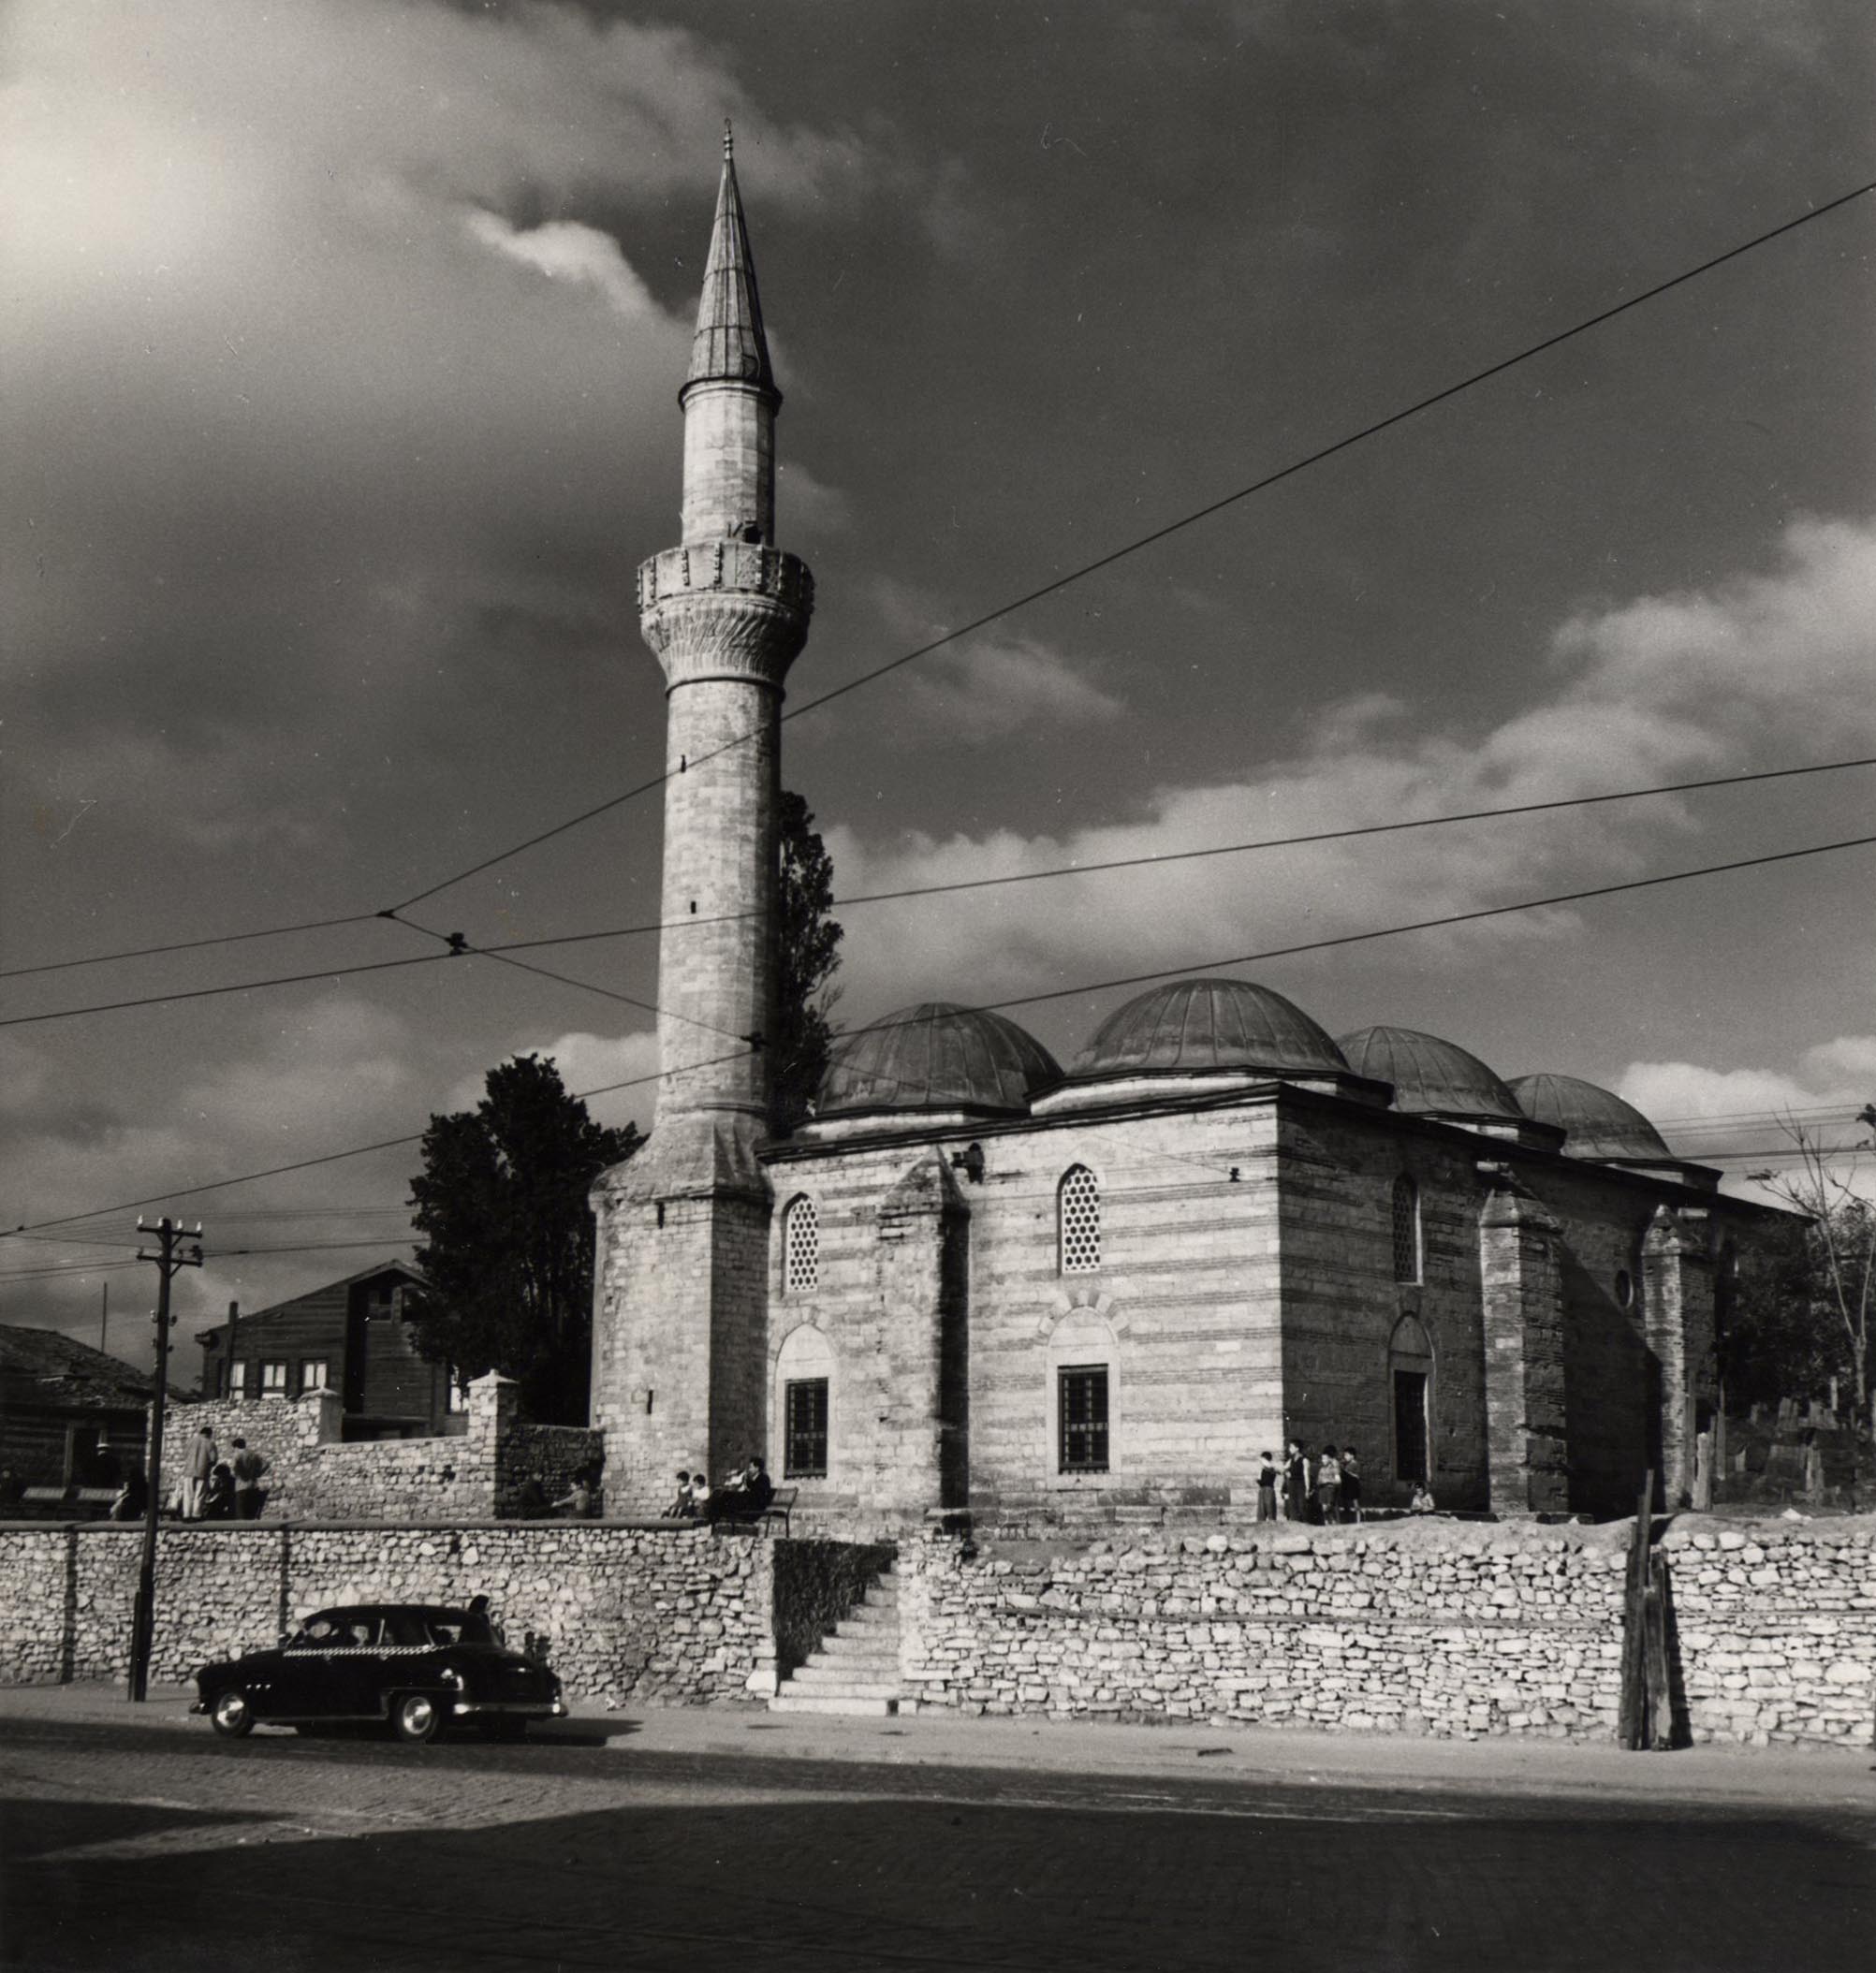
638,540,814,690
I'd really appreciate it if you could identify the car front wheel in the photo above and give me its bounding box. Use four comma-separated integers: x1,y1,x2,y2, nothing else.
210,1688,255,1738
390,1691,441,1744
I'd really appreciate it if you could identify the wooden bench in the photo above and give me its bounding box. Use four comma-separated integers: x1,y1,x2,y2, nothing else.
711,1485,797,1537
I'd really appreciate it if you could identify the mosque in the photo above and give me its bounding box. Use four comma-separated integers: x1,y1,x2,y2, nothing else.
590,136,1782,1529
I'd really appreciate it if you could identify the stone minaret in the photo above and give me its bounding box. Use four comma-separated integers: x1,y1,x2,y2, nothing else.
590,128,813,1502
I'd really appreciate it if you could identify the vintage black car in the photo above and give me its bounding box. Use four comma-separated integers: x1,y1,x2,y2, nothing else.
192,1603,566,1744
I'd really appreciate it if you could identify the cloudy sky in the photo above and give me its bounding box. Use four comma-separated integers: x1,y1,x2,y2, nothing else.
5,0,1873,1376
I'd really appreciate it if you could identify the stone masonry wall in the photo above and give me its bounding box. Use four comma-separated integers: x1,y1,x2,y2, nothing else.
0,1522,773,1706
159,1376,600,1523
897,1514,1876,1747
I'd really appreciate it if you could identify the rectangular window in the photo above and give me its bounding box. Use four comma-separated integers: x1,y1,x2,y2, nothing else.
446,1372,468,1414
226,1360,245,1402
299,1360,329,1395
1058,1366,1109,1473
784,1378,828,1479
261,1360,288,1400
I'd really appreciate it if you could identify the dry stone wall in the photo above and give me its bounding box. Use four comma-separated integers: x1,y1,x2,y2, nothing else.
0,1522,774,1706
156,1376,601,1524
899,1514,1876,1747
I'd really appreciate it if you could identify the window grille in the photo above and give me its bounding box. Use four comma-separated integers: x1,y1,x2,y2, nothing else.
1058,1365,1109,1472
261,1361,288,1400
1390,1176,1421,1284
784,1196,819,1293
784,1378,828,1478
1059,1166,1101,1274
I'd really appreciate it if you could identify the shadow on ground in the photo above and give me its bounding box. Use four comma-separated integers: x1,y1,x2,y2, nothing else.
6,1763,1871,1973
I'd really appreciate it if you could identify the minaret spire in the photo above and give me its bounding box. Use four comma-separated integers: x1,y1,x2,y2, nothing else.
685,117,776,403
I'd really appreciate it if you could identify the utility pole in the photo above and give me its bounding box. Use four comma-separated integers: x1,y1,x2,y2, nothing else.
127,1216,202,1703
98,1280,109,1356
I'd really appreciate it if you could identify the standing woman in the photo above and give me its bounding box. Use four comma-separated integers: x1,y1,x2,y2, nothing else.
1282,1440,1312,1523
1316,1442,1342,1525
1341,1445,1363,1523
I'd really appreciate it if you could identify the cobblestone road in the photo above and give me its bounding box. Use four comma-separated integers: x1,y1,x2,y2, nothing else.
2,1699,1871,1971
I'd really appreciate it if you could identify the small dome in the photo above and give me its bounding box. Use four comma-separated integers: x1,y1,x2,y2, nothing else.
817,1002,1061,1118
1338,1026,1522,1121
1070,977,1348,1083
1507,1074,1672,1161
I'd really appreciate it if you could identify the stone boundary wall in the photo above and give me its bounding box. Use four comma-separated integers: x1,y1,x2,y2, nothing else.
0,1522,773,1706
156,1377,602,1523
897,1515,1876,1747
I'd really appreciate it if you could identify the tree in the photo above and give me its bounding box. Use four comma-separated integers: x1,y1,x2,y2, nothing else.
1741,1109,1876,1432
771,789,843,1133
405,1055,640,1423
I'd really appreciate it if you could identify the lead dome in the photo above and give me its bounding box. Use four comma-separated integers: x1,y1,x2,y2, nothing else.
1507,1074,1672,1161
1338,1025,1522,1121
816,1002,1062,1118
1068,977,1348,1083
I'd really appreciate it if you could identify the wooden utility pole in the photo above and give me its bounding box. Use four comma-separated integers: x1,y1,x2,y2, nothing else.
127,1216,202,1703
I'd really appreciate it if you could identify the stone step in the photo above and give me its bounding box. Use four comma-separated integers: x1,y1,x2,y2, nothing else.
834,1610,898,1637
781,1673,903,1700
817,1629,901,1658
791,1659,899,1687
769,1692,897,1717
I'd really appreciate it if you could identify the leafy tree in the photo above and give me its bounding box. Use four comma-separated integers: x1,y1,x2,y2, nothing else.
771,789,843,1133
405,1054,640,1423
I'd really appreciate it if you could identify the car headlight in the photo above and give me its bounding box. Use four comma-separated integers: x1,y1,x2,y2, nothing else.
439,1666,465,1689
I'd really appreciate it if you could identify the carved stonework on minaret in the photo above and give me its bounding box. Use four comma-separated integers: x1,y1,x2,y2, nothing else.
589,126,813,1501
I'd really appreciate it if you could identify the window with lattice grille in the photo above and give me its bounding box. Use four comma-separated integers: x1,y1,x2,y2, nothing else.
784,1378,828,1478
784,1196,819,1294
1058,1366,1109,1472
1391,1176,1421,1284
1059,1166,1101,1274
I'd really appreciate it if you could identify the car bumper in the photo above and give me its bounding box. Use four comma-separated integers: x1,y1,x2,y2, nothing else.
448,1698,566,1717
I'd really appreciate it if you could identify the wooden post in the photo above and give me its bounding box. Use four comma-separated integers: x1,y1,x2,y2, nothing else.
1618,1469,1655,1748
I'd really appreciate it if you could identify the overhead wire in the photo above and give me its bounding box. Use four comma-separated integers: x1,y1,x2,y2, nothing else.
386,176,1876,913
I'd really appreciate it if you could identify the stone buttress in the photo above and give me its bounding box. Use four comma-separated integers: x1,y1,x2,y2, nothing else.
591,129,813,1503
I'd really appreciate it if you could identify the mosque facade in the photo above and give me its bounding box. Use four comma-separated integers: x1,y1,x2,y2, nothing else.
591,140,1783,1530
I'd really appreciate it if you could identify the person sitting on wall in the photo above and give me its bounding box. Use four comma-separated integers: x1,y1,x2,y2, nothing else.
661,1469,695,1518
552,1470,596,1519
688,1469,711,1516
202,1458,236,1521
1409,1481,1436,1514
740,1457,773,1514
513,1473,550,1519
109,1469,147,1523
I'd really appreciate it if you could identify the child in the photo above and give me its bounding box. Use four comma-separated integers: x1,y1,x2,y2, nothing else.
1316,1442,1342,1524
662,1469,694,1519
1341,1446,1362,1523
1255,1451,1279,1521
1410,1480,1436,1515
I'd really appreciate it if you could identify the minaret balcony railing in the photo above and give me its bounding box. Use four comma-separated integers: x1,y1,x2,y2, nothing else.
638,540,814,619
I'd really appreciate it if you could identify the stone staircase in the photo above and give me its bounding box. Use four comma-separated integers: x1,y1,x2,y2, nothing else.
769,1563,904,1716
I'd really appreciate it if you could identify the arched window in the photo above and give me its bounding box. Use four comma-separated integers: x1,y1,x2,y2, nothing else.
1059,1165,1101,1275
1388,1314,1434,1486
1390,1176,1421,1284
783,1195,819,1295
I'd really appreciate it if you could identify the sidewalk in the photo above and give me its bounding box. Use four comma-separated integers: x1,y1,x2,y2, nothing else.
7,1679,1871,1812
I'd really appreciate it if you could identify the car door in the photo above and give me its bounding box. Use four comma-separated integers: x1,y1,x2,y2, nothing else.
324,1612,390,1718
271,1614,344,1719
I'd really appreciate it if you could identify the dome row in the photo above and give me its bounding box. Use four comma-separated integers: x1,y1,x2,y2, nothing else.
815,979,1672,1162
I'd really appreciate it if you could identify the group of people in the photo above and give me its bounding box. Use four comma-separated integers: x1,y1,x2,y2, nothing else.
662,1456,773,1522
1253,1441,1438,1521
183,1424,268,1521
511,1465,602,1519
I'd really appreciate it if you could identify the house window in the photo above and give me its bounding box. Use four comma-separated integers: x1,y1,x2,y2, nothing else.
1059,1166,1101,1275
299,1360,329,1395
225,1360,245,1402
446,1372,469,1414
1058,1365,1109,1472
784,1378,828,1478
783,1196,819,1294
261,1361,288,1401
1614,1268,1634,1310
1391,1176,1421,1284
